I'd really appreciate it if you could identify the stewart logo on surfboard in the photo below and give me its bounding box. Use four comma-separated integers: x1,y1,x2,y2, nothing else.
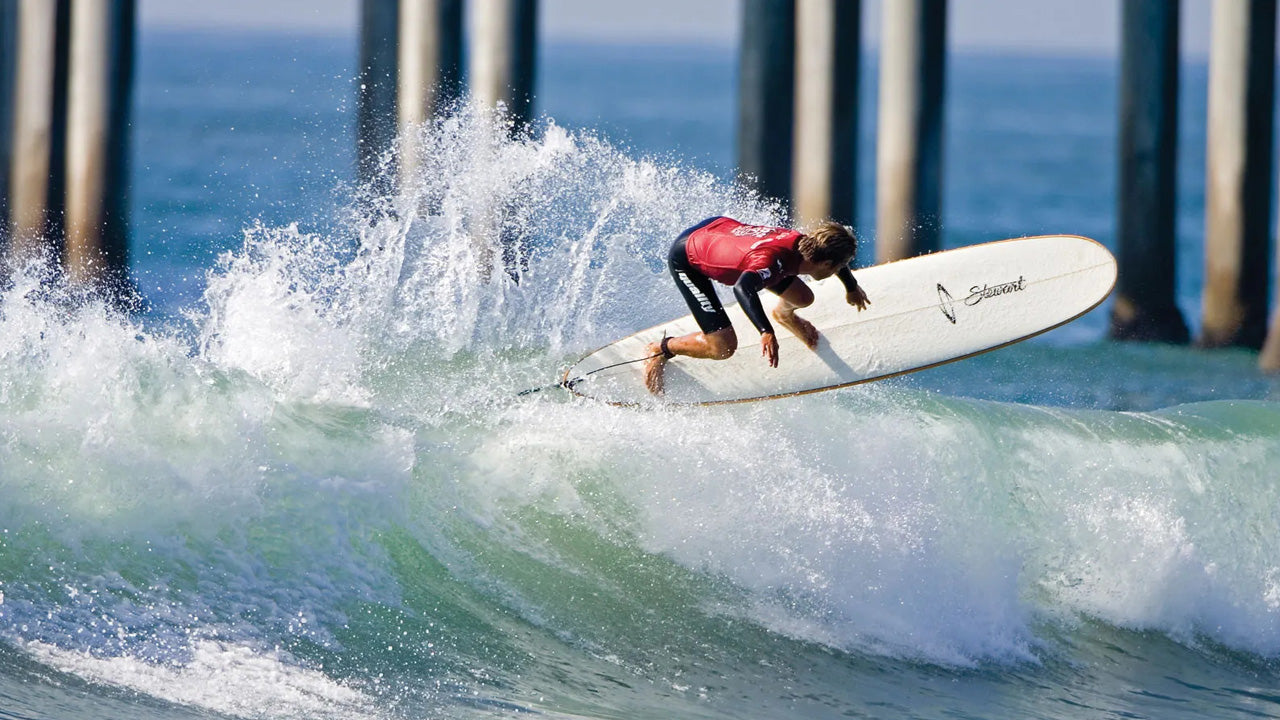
965,276,1026,305
936,276,1026,324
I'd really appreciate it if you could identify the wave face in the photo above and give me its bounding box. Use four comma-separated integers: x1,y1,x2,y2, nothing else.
1,109,1279,720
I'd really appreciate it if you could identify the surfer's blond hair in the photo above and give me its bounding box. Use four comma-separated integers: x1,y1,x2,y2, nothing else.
798,222,857,266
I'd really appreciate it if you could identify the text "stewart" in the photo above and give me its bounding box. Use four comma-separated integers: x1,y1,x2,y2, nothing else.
964,276,1025,306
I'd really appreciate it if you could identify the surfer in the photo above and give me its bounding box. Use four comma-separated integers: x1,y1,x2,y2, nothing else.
644,216,870,395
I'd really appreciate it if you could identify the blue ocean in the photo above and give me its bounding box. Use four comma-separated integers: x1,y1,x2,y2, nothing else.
2,29,1279,720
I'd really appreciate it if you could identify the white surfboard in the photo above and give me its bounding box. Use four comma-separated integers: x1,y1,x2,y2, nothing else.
564,234,1117,406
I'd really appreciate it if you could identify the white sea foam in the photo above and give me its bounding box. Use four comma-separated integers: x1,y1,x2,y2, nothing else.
24,639,380,720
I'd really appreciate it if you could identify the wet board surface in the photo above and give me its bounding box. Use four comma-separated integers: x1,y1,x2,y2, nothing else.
564,234,1117,406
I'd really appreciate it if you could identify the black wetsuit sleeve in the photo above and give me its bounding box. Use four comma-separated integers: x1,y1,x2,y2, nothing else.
837,266,859,294
733,271,775,335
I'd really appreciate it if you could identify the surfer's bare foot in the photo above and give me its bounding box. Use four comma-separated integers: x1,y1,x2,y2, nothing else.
643,342,667,395
772,307,819,349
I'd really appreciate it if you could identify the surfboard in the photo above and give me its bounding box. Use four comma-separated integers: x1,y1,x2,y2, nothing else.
563,234,1117,406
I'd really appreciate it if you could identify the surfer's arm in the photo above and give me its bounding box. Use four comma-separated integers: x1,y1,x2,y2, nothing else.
837,266,857,292
838,266,870,311
734,271,780,367
733,271,776,336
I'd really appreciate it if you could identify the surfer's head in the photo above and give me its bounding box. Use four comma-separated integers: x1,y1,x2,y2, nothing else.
797,222,857,276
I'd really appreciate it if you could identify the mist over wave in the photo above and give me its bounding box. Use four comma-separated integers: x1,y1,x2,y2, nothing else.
1,107,1278,718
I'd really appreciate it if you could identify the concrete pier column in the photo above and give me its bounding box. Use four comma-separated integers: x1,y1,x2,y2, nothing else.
471,0,538,127
875,0,946,263
358,0,400,192
792,0,859,228
397,0,463,184
65,0,134,288
1201,0,1277,351
8,0,69,263
1109,0,1188,343
738,0,796,208
1,1,18,245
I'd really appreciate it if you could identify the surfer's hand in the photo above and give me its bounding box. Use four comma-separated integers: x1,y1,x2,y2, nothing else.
847,286,870,311
761,332,779,368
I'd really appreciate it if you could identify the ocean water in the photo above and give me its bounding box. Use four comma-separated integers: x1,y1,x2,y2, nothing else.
2,30,1280,720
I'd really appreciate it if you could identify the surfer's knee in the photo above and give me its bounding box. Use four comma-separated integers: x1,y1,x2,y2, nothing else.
788,281,815,309
774,278,814,310
706,328,737,359
713,343,736,360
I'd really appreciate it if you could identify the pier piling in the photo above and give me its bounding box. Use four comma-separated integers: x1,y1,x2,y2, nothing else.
1110,0,1188,343
358,0,400,193
0,1,16,246
472,0,538,128
7,0,69,264
397,0,463,184
1202,0,1276,351
875,0,946,263
738,0,796,209
64,0,134,288
791,0,859,229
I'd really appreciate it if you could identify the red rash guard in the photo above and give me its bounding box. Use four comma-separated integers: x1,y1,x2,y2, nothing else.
684,217,803,288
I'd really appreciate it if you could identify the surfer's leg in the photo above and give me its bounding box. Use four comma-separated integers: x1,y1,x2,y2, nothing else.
770,279,820,349
662,327,737,359
666,263,736,359
644,328,737,395
647,233,737,395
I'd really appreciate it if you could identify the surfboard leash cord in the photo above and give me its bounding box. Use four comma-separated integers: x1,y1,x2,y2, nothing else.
517,351,665,397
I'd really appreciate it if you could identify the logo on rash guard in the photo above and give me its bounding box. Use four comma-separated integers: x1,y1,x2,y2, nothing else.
677,272,716,313
731,224,774,239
